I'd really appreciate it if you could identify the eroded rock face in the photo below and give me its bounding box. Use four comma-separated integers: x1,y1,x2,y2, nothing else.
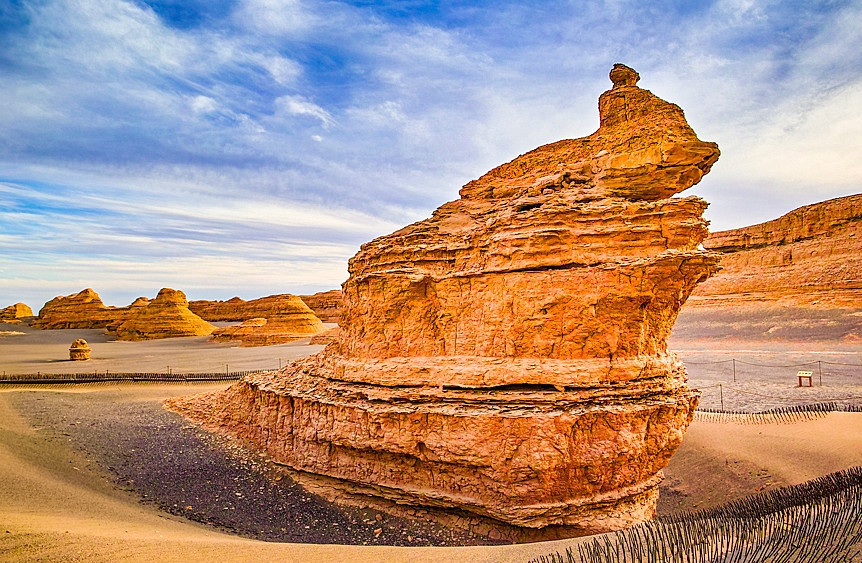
169,64,719,537
692,194,862,308
113,288,215,341
69,338,91,361
298,290,342,323
675,194,862,343
0,302,33,321
207,295,325,346
33,288,124,329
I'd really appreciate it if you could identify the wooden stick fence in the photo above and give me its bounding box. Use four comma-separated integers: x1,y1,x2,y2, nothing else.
530,466,862,563
0,370,258,384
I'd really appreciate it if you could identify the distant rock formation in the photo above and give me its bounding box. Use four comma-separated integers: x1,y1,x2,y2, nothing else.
188,296,254,321
0,302,33,321
32,288,124,329
170,64,719,539
69,338,91,361
673,194,862,343
210,296,325,346
298,290,342,323
113,288,215,341
692,194,862,308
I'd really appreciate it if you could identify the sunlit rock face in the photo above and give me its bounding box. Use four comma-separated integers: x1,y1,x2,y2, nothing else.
209,296,325,346
0,302,33,321
113,288,215,341
32,288,122,329
170,64,720,538
691,194,862,309
298,290,343,323
69,338,91,361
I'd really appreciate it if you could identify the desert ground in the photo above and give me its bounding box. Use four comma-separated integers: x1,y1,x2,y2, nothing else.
1,320,861,562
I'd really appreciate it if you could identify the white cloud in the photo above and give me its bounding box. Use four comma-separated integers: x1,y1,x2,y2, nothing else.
233,0,316,35
191,95,218,114
274,95,335,127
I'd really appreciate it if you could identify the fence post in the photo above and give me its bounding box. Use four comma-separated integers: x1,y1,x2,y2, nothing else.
720,384,724,411
818,360,822,386
732,358,736,382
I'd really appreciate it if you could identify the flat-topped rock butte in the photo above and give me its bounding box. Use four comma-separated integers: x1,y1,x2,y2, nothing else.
169,64,721,539
691,194,862,309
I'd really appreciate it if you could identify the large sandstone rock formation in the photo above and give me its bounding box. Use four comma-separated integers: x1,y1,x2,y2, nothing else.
32,288,124,329
0,302,33,321
169,64,719,538
113,288,215,341
299,290,342,323
694,194,862,307
674,194,862,342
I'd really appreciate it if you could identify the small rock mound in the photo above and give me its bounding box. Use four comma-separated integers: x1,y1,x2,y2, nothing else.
69,338,91,361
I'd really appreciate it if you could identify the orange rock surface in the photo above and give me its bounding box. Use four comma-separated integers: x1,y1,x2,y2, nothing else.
69,338,91,361
169,64,719,537
298,290,342,323
309,326,340,345
198,294,325,346
210,300,325,347
32,288,125,329
691,194,862,308
0,302,33,321
674,194,862,343
188,293,322,322
112,288,215,341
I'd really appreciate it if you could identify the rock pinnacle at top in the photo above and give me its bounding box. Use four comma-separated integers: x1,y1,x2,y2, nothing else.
610,62,640,88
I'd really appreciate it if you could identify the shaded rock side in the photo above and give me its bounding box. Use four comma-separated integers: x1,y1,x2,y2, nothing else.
0,302,33,321
298,290,343,323
690,194,862,308
171,64,719,537
210,299,325,347
113,288,215,341
32,288,125,329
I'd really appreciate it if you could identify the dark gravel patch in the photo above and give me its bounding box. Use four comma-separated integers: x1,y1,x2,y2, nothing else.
10,387,500,547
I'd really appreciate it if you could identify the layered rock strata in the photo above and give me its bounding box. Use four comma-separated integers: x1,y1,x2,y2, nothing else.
207,295,325,346
170,64,719,537
674,194,862,343
32,288,124,329
113,288,215,341
69,338,91,361
691,194,862,308
0,302,33,321
299,290,342,323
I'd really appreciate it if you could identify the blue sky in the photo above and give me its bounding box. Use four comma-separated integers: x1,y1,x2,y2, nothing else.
1,0,861,310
